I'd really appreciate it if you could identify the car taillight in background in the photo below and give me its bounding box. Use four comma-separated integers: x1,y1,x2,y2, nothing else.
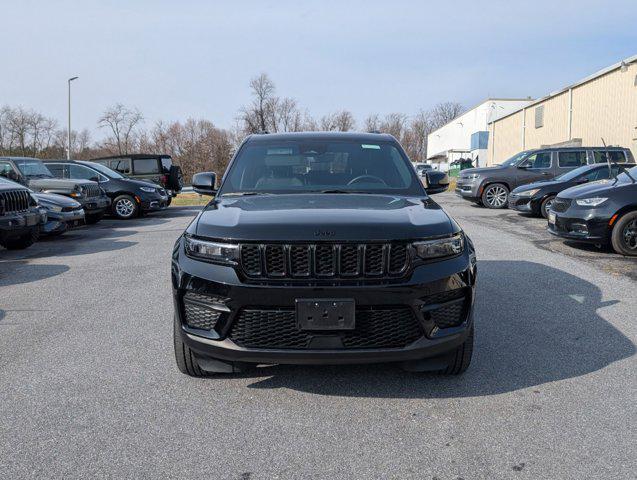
160,175,168,185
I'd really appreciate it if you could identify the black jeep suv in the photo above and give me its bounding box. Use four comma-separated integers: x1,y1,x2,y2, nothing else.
0,157,110,224
0,177,46,250
172,132,477,376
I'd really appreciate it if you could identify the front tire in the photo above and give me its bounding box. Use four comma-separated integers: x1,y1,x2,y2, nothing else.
0,228,39,250
611,211,637,256
174,313,208,377
112,195,139,220
439,325,474,375
540,195,556,219
481,183,509,209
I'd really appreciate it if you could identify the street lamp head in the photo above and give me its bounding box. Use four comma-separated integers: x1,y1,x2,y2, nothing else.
69,76,79,82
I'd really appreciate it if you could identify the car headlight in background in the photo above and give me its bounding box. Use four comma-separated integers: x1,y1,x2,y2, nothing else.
41,202,63,212
516,188,540,197
575,197,608,207
139,186,156,193
464,174,480,180
70,186,85,198
413,233,464,260
184,235,239,264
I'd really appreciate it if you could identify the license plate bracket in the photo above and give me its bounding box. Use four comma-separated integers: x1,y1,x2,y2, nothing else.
548,212,556,225
296,299,355,331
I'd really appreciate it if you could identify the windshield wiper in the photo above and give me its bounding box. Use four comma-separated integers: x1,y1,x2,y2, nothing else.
221,192,274,197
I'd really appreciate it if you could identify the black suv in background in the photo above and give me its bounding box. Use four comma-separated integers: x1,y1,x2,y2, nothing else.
456,147,634,208
172,132,477,377
0,177,46,250
44,160,169,219
0,157,110,224
509,163,631,218
548,165,637,256
91,154,183,203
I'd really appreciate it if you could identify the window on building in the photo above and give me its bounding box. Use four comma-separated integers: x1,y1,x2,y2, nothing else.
534,105,544,128
558,151,588,168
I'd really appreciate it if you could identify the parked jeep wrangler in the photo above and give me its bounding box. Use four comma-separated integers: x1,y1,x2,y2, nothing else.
0,157,110,224
91,154,183,203
0,177,47,250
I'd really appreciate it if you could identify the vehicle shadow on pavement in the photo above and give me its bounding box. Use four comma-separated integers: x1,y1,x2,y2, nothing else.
0,260,70,287
245,260,635,398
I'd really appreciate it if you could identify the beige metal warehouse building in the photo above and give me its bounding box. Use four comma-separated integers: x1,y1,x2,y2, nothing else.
486,54,637,166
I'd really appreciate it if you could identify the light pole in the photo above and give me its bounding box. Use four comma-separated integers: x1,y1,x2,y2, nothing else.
67,76,78,159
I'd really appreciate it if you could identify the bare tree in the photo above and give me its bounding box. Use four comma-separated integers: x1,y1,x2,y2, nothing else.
363,113,380,132
239,73,278,134
98,103,144,154
429,102,466,130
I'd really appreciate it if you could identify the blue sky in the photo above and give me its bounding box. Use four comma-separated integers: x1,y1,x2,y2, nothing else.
2,0,636,138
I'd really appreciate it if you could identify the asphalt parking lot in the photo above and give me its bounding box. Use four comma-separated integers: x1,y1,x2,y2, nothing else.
1,193,635,479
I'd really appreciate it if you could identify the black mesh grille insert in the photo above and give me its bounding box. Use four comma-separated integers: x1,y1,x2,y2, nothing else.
430,302,465,329
182,292,224,330
239,243,410,279
240,245,261,275
421,289,469,329
229,307,422,349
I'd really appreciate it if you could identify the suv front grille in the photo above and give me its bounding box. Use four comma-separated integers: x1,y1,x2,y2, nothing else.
551,198,571,213
84,184,101,198
228,306,422,349
0,190,30,215
239,243,410,279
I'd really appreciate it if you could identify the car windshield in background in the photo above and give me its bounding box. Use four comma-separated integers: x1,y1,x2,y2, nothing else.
499,151,530,167
554,164,597,182
81,161,124,179
16,160,53,178
220,140,424,196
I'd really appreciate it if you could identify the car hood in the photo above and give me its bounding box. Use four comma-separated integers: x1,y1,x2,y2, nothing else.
512,179,564,193
27,178,95,191
192,194,457,241
557,179,627,199
32,192,81,207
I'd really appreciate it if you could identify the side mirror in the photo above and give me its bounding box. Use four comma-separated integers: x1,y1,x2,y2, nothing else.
192,172,217,195
575,177,589,184
90,176,100,182
517,164,528,169
7,170,20,181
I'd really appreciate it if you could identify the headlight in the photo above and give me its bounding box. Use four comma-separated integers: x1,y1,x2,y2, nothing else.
575,197,608,207
139,186,156,193
413,233,464,260
42,203,62,212
70,186,85,198
184,235,239,264
464,174,480,180
517,188,540,197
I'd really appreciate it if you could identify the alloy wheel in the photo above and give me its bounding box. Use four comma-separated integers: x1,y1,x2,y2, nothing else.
622,219,637,250
485,186,508,208
116,198,135,218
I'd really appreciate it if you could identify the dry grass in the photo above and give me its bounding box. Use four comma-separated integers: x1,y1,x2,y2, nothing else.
171,193,210,206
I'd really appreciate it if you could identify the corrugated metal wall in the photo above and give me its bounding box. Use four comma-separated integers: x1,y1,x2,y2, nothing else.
487,62,637,165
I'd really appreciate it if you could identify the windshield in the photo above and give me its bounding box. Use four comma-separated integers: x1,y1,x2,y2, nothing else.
499,151,531,167
220,139,425,196
554,164,596,182
81,161,124,179
15,159,53,178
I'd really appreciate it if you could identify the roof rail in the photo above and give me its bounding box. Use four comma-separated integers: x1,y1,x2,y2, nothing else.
256,130,270,135
367,130,382,134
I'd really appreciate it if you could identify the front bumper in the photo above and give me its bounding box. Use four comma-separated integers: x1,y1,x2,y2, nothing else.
79,195,111,214
547,206,613,243
455,178,481,200
172,239,477,366
41,208,85,235
0,209,46,240
141,193,169,212
508,194,538,213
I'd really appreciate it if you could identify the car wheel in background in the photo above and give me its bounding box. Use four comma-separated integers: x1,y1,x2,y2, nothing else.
166,197,172,207
481,183,509,209
0,229,39,250
85,212,105,225
540,195,556,219
112,195,139,219
611,211,637,256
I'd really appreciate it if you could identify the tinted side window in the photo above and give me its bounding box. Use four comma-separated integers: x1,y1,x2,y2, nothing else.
593,150,626,163
109,158,131,174
583,167,608,181
523,152,552,169
558,151,587,168
45,163,68,178
133,158,159,175
69,164,102,181
0,161,16,179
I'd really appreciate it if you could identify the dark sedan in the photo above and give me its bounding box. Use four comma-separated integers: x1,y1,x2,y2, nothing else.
44,160,170,219
509,163,630,218
548,166,637,256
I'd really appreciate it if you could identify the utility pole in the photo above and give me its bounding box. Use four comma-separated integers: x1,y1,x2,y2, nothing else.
67,76,79,159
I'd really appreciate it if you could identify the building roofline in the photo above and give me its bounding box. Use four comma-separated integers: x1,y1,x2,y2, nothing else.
488,53,637,124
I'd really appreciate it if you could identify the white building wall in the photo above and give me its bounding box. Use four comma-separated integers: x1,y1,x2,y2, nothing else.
426,99,533,167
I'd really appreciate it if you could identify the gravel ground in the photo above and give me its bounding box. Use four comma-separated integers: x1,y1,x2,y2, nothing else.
0,195,635,479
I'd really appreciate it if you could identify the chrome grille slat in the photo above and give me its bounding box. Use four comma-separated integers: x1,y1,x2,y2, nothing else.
0,190,30,215
240,242,410,279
